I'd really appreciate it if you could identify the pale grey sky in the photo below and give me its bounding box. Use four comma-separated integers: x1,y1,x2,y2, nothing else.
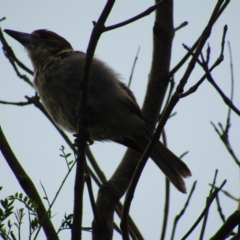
1,1,240,239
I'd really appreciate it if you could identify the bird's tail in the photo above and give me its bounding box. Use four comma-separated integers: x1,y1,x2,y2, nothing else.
137,137,191,193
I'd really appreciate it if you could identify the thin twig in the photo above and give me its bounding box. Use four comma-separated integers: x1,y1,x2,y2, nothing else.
162,76,175,111
115,202,144,240
0,100,31,106
174,21,188,32
0,17,6,22
210,121,240,167
104,0,163,32
181,180,226,240
209,76,240,115
128,46,140,88
181,25,227,98
160,129,170,240
40,181,51,207
209,184,239,202
216,194,226,223
0,28,33,78
206,63,240,117
171,181,197,240
169,0,230,77
87,166,102,187
85,167,98,221
225,42,234,132
206,44,211,65
25,95,76,153
85,147,107,183
199,170,218,240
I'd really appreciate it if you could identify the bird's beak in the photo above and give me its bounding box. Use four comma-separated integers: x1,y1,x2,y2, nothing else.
4,29,34,46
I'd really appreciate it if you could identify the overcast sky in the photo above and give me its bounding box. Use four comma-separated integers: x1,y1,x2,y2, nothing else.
1,1,240,239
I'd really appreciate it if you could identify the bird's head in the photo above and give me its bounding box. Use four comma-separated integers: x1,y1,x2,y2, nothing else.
4,29,73,70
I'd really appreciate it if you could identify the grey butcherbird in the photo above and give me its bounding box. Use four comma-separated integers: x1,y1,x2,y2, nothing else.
4,29,191,193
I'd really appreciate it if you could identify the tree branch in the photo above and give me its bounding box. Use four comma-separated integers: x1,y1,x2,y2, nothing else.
210,211,240,240
171,181,197,240
0,127,59,240
73,1,115,239
103,1,163,32
121,1,226,238
182,180,226,240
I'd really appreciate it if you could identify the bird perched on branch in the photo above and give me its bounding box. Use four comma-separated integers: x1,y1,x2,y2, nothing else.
4,29,191,193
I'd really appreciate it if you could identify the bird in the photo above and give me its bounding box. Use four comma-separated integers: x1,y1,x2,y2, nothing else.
4,29,191,193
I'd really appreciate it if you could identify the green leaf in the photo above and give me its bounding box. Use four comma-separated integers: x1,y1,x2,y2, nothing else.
8,195,14,201
0,208,3,216
7,219,11,228
24,196,28,202
68,160,73,165
1,200,6,209
7,200,14,207
10,231,17,240
32,203,38,211
27,199,32,205
19,193,23,200
65,153,71,158
4,199,8,207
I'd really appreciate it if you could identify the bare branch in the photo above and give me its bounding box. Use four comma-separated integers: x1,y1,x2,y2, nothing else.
160,129,170,240
216,194,226,223
0,28,33,78
169,0,230,77
104,1,163,32
0,99,31,106
121,2,226,239
210,211,240,240
204,63,240,116
210,121,240,167
128,46,140,88
206,44,211,65
171,181,197,240
85,167,99,221
181,180,226,240
225,42,234,132
199,170,218,240
174,21,188,32
0,17,6,22
181,25,227,98
0,127,59,240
